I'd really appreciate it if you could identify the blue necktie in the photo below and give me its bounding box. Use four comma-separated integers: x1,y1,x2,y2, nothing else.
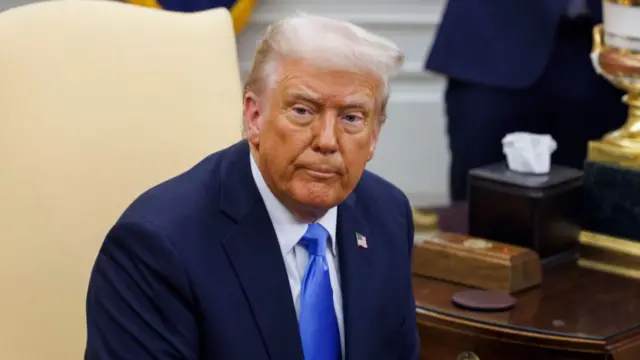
298,223,341,360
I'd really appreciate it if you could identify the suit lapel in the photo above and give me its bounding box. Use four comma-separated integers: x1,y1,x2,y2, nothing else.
337,193,374,360
219,141,303,360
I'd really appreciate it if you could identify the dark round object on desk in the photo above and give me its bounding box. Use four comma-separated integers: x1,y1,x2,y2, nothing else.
452,289,517,312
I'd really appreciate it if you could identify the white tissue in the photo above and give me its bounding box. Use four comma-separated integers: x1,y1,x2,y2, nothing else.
502,132,557,174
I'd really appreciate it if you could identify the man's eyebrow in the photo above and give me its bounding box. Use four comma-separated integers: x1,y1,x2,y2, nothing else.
284,88,374,109
344,93,374,108
284,87,322,101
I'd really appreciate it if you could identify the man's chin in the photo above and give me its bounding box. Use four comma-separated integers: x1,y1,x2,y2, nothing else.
289,185,344,210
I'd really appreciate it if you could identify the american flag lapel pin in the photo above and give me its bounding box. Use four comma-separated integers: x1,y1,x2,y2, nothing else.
356,232,368,249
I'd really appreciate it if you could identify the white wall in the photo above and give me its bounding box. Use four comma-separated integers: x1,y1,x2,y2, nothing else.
237,0,449,206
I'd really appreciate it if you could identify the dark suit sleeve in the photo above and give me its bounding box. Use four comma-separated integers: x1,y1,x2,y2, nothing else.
399,198,420,360
85,220,198,360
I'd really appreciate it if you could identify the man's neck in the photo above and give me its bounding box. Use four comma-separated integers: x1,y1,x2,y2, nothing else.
287,204,328,223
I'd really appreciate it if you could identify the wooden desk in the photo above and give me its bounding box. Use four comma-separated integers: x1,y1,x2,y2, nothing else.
414,205,640,360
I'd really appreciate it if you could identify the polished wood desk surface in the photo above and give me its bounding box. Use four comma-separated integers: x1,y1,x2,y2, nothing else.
414,263,640,341
414,204,640,358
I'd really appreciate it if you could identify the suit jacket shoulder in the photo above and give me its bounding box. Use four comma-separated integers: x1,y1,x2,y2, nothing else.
114,141,245,249
353,169,413,236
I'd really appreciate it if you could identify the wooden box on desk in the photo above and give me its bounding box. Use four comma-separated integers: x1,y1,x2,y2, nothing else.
413,232,542,293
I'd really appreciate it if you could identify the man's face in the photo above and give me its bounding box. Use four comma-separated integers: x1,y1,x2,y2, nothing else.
244,59,382,216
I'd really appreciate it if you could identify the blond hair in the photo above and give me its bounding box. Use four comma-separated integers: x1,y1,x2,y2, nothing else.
244,13,404,123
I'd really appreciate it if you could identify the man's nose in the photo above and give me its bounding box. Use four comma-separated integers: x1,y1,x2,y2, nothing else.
313,113,339,154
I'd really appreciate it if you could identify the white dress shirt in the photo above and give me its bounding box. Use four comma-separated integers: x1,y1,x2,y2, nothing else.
250,154,345,358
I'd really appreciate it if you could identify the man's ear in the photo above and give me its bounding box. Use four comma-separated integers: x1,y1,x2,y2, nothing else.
243,92,263,146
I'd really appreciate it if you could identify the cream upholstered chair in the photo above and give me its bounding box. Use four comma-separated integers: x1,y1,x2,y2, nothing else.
0,1,243,358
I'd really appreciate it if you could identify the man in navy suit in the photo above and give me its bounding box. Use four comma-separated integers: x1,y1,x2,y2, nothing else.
85,13,419,360
426,0,627,201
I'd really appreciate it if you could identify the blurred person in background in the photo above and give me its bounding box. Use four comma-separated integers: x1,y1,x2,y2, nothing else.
426,0,627,202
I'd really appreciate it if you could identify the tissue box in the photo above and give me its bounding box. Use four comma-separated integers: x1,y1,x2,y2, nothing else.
467,162,583,265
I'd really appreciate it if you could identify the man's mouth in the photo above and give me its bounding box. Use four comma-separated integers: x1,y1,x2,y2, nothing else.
302,167,340,179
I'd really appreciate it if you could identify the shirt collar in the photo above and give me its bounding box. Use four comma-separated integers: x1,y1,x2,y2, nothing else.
250,153,338,257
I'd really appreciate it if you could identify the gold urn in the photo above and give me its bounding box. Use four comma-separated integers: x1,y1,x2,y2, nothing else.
579,0,640,279
590,0,640,167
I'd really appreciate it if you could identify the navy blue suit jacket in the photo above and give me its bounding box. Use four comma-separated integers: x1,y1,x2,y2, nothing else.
426,0,602,89
85,140,419,360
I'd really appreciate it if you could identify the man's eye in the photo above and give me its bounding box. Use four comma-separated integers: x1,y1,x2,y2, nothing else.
343,114,362,123
292,107,310,115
